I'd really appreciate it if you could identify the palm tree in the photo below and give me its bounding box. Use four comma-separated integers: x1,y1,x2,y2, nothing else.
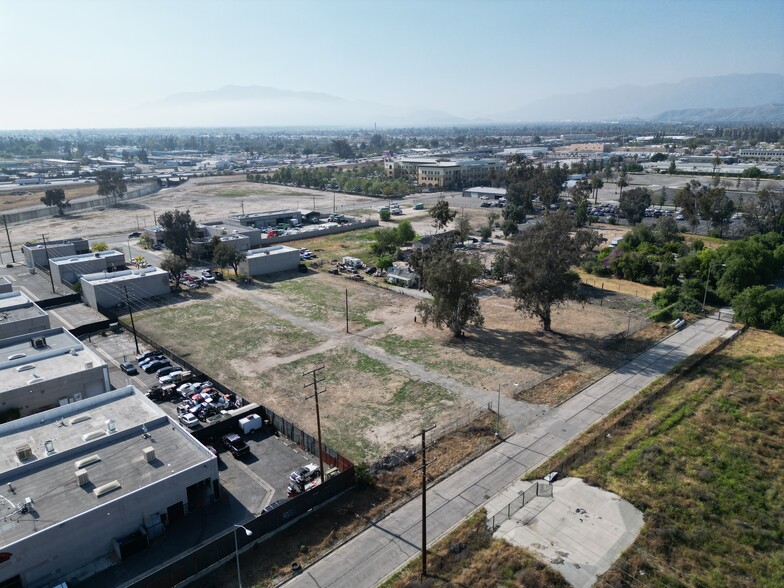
590,174,604,204
616,172,629,199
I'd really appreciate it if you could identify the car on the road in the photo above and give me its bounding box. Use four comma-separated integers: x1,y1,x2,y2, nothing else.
222,433,250,458
179,413,200,428
120,362,138,376
289,463,320,484
128,231,141,238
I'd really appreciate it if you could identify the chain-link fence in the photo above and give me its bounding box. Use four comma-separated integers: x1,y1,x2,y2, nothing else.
488,481,553,530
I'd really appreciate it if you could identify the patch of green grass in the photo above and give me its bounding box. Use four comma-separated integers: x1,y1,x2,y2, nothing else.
373,333,495,385
252,347,460,463
573,331,784,587
265,275,383,327
134,298,323,379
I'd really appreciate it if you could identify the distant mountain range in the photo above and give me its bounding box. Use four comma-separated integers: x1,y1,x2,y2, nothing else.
651,103,784,123
133,74,784,127
496,73,784,123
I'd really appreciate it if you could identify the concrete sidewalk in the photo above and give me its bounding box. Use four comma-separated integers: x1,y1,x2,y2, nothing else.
281,313,735,588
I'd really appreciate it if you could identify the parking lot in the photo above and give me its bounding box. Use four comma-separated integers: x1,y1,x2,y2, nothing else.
0,260,322,519
91,329,321,512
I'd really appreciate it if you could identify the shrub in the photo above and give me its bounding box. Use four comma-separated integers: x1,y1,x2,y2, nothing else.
653,285,680,308
380,209,391,222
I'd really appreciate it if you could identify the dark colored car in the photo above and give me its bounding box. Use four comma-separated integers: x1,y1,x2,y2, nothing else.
144,360,170,374
120,362,138,375
139,355,165,369
222,433,250,458
128,231,141,238
136,350,159,362
156,365,178,378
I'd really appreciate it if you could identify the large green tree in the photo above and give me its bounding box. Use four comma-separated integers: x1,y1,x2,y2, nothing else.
743,188,784,235
96,169,127,200
160,253,187,279
698,187,735,236
428,200,457,231
415,249,484,338
40,188,70,215
158,209,198,261
619,187,652,225
212,242,246,275
507,211,604,332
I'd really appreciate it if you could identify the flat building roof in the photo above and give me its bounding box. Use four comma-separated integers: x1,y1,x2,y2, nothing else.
80,266,167,286
0,327,105,393
0,386,213,546
0,291,47,322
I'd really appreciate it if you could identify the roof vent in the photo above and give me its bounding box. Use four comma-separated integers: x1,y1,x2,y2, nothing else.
84,361,93,369
76,469,89,486
74,454,101,468
70,414,91,425
106,419,116,434
15,444,33,461
82,430,105,442
93,480,121,498
17,364,35,372
143,447,155,463
44,440,55,454
8,353,26,360
31,337,47,349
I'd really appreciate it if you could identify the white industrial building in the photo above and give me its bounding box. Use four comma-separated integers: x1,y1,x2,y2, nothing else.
22,238,89,269
0,291,50,340
241,245,300,276
0,327,109,416
80,267,170,311
462,186,507,199
48,250,126,286
0,386,220,588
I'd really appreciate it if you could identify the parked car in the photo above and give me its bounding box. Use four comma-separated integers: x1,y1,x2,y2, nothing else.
136,350,159,362
128,231,141,238
222,433,250,458
289,463,320,485
179,413,200,428
120,362,138,376
143,360,170,374
139,353,164,367
156,365,179,378
159,370,184,385
201,270,216,283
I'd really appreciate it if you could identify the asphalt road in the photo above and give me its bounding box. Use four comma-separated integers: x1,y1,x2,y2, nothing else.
280,311,736,588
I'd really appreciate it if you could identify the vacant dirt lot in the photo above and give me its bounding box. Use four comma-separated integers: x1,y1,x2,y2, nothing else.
6,175,385,246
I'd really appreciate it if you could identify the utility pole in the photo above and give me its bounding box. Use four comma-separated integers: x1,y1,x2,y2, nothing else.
345,288,349,334
2,216,15,263
413,425,436,580
123,285,140,354
303,365,327,484
40,234,56,294
241,201,245,216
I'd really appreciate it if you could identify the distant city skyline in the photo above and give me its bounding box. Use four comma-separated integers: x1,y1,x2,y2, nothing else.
2,0,783,130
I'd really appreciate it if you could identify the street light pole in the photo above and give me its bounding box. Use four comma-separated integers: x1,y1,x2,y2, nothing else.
234,524,252,588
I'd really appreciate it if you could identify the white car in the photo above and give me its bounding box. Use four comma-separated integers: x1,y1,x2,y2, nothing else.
179,413,199,428
289,463,320,484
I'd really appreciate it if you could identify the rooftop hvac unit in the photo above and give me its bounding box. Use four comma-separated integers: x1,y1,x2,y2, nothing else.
93,480,121,498
15,444,33,461
143,447,155,463
76,469,89,486
106,419,116,434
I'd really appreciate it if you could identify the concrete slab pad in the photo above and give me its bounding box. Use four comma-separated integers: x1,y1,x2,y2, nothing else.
494,477,644,588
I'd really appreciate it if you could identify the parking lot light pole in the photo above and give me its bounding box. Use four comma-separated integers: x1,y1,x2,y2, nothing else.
233,524,252,588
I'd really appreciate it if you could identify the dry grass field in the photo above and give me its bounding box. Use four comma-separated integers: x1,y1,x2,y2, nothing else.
571,329,784,587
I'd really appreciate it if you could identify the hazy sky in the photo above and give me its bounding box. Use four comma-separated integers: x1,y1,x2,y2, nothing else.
2,0,783,129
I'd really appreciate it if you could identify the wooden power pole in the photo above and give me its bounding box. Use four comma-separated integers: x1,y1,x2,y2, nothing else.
303,365,327,484
413,425,436,579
